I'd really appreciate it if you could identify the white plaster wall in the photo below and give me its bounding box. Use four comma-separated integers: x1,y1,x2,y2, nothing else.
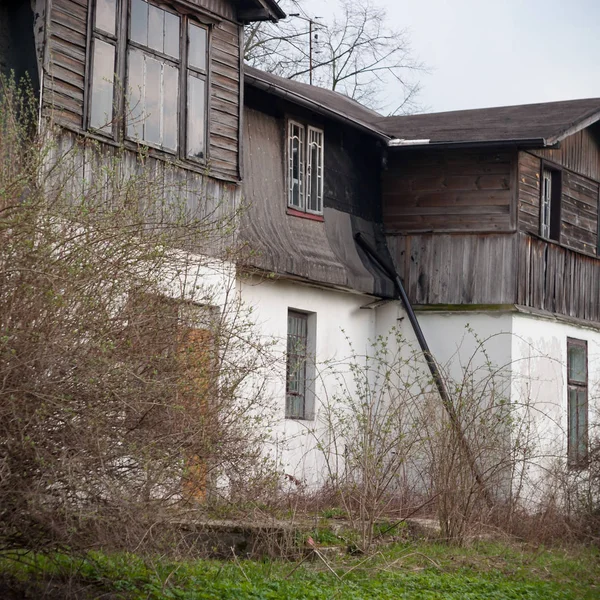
240,275,411,488
411,311,514,389
511,313,600,502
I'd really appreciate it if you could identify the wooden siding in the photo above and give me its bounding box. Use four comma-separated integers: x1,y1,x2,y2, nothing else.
44,0,241,181
517,151,540,233
45,0,88,129
518,151,600,256
209,19,241,179
387,233,518,305
383,149,515,233
517,233,600,323
533,128,600,181
187,0,235,19
240,107,392,296
49,128,240,251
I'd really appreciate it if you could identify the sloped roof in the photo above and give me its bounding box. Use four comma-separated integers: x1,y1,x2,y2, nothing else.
244,65,388,140
244,66,600,148
370,98,600,147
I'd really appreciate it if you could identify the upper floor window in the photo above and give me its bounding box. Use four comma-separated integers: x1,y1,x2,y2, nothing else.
287,120,324,215
540,166,561,242
567,337,588,466
89,0,209,161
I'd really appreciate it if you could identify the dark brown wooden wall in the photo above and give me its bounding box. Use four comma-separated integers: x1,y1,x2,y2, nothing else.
382,149,516,233
534,128,600,181
518,150,600,256
387,233,518,305
46,0,87,129
517,232,600,322
240,106,391,296
44,0,242,181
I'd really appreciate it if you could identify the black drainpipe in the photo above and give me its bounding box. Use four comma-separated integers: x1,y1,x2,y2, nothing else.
354,232,492,508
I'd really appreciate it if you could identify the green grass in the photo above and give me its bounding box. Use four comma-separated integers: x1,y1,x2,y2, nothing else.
1,541,599,599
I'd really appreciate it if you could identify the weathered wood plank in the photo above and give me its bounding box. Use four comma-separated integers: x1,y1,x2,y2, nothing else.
517,232,600,321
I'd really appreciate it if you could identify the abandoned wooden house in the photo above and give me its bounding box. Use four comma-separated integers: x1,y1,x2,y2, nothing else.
2,0,600,495
240,66,600,488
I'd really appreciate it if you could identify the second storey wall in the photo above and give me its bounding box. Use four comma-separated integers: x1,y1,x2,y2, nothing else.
240,101,392,296
518,142,600,257
383,147,518,306
383,148,516,233
44,0,242,181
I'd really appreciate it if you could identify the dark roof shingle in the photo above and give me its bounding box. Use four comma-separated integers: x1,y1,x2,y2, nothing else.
244,65,386,139
372,98,600,146
244,66,600,147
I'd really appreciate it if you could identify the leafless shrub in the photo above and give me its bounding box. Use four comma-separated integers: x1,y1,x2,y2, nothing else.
0,75,279,554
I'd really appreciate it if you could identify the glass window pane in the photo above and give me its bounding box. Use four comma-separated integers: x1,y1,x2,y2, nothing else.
578,389,588,453
90,39,115,133
291,137,300,207
95,0,117,35
164,11,180,59
148,3,164,53
568,343,586,383
144,56,161,145
187,74,205,159
130,0,148,46
188,23,207,71
163,64,179,151
307,130,323,213
126,48,144,140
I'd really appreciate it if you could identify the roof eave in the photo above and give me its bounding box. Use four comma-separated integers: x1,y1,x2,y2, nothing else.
386,137,550,151
245,73,391,142
237,0,286,23
545,108,600,146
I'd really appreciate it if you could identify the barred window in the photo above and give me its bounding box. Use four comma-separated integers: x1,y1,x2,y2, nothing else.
287,120,323,215
286,311,309,419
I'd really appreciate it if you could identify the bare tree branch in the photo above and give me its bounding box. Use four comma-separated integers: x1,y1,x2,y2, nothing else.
244,0,427,114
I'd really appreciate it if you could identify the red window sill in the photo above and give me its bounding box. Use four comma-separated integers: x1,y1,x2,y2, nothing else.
287,207,324,222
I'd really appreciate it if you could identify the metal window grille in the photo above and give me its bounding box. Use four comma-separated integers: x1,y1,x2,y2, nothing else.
306,127,324,214
286,311,308,419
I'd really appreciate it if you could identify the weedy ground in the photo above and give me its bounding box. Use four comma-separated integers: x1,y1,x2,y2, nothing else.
1,540,599,599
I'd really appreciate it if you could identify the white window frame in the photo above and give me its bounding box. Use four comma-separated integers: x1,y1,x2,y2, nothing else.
287,120,305,211
287,119,324,215
540,168,552,239
306,126,324,215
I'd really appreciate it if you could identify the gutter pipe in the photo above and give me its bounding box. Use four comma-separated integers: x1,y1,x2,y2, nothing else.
354,232,493,509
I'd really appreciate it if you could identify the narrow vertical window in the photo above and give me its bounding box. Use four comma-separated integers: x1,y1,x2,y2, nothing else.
540,166,561,242
567,338,588,466
306,127,324,214
288,122,305,210
90,40,116,133
286,311,308,419
89,0,118,133
186,22,208,160
540,169,552,239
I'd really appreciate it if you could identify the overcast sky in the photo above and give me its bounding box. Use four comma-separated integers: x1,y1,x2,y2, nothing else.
295,0,600,114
